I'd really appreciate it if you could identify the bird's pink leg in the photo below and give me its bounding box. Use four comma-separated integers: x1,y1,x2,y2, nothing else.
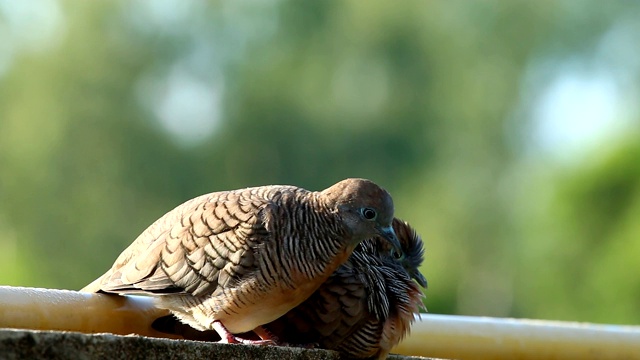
212,321,275,346
253,326,280,344
255,326,318,349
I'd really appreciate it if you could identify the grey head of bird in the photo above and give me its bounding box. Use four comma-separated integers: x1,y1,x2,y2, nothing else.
319,178,401,254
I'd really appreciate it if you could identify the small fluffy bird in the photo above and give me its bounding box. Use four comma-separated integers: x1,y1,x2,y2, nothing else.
82,178,400,345
263,218,426,359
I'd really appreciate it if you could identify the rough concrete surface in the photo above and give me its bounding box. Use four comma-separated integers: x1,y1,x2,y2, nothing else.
0,328,434,360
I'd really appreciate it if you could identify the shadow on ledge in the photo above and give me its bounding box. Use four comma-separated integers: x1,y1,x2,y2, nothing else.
0,328,435,360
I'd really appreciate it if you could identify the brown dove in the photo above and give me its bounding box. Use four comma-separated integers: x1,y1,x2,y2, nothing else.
82,178,400,345
151,218,426,359
263,218,426,359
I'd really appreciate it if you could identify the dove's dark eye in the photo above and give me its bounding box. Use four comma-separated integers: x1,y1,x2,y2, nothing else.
360,208,377,220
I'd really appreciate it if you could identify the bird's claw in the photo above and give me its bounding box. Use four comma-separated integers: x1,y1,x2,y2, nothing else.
218,334,276,346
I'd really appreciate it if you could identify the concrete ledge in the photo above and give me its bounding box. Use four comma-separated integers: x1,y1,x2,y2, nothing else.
0,329,433,360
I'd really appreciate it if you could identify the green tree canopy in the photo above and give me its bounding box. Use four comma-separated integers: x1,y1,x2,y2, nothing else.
1,0,639,324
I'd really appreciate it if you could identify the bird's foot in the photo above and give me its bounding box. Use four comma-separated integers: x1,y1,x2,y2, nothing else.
253,326,281,344
212,321,276,346
280,342,319,349
220,335,276,346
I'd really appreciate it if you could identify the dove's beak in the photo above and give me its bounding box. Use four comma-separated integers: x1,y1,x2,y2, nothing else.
378,225,402,257
413,270,428,288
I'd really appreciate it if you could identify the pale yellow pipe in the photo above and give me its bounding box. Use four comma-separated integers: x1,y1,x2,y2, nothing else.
393,314,640,359
0,286,175,338
2,286,640,359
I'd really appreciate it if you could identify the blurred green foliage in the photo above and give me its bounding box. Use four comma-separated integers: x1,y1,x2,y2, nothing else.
1,0,639,325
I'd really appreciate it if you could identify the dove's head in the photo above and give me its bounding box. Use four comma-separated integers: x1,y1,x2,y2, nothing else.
321,178,400,254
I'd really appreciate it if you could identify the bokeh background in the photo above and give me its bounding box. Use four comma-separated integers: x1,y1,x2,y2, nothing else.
1,0,639,326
